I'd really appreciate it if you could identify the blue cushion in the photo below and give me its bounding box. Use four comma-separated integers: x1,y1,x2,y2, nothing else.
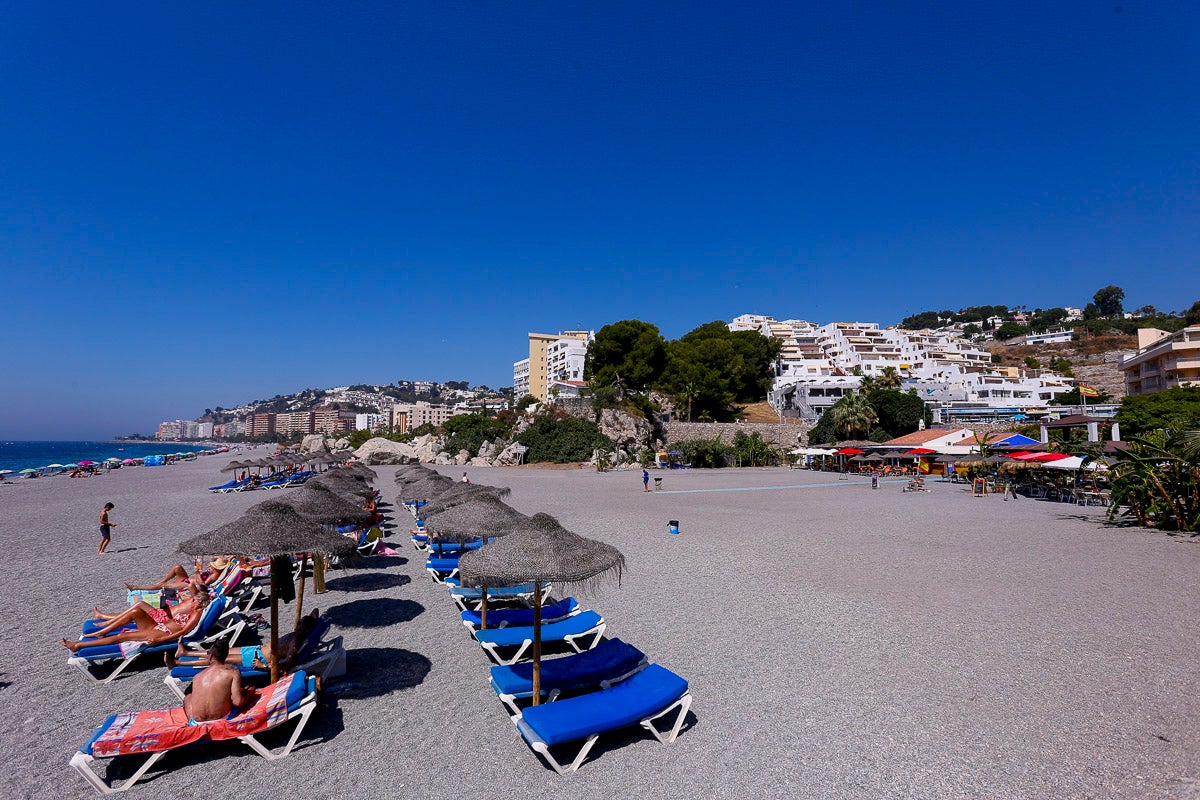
82,714,119,756
425,557,459,572
475,611,603,648
519,664,688,747
490,637,645,698
463,598,578,628
450,582,535,598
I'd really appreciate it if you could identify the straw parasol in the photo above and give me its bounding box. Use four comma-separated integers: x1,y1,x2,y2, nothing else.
220,460,246,473
458,513,624,704
420,482,512,516
310,471,376,501
398,474,455,503
178,501,356,681
423,496,531,626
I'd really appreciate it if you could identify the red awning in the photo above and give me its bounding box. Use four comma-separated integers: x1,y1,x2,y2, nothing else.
1029,452,1071,462
902,448,936,455
834,447,866,455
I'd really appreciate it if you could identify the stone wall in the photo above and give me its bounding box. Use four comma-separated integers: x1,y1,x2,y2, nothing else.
663,421,812,450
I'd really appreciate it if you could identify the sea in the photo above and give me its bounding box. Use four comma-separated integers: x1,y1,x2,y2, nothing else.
0,441,212,473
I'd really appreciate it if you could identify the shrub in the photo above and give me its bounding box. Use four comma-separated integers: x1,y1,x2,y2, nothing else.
516,415,613,463
442,413,511,458
670,438,731,468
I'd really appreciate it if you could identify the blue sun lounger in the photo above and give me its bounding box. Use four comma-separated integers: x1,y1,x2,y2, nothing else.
474,610,606,665
425,556,460,583
489,636,647,713
461,597,579,630
162,617,335,700
512,663,691,773
448,582,546,611
68,595,244,684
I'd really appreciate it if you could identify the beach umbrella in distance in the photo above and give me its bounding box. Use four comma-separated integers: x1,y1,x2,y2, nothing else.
458,513,624,704
19,468,39,476
420,482,513,516
178,501,356,682
423,496,531,626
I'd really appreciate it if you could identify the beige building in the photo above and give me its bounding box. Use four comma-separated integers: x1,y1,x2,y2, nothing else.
1121,325,1200,396
514,330,593,402
390,402,465,433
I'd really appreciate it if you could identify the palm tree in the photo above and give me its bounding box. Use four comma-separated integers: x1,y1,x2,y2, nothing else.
829,393,878,441
1107,428,1200,532
878,366,903,390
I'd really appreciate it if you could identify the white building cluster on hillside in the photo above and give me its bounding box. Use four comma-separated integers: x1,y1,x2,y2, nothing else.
729,314,1075,421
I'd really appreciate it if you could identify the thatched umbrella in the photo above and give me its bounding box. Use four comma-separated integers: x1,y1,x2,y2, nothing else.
220,460,246,474
458,513,624,704
178,501,356,681
420,482,512,516
342,462,378,480
311,471,376,501
423,496,531,628
398,474,455,504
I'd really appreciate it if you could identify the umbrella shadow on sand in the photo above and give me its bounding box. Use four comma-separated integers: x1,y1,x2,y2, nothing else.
325,598,424,628
562,708,699,772
323,572,411,593
325,647,432,700
356,554,408,568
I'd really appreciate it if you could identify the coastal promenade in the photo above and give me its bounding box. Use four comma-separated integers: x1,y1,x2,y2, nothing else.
3,459,1198,798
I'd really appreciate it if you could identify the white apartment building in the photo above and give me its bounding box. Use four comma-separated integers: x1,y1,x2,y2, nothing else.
354,413,388,432
196,422,214,439
1023,329,1074,346
512,330,593,403
741,314,1073,420
178,420,201,439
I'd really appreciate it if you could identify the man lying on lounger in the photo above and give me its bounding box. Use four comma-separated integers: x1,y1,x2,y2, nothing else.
184,640,251,724
166,608,320,673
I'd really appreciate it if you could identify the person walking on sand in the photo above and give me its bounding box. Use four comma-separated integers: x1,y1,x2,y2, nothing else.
642,469,650,492
98,502,117,554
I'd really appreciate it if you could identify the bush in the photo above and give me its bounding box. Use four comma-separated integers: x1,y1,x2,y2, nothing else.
670,438,731,468
442,413,511,458
516,415,613,463
1117,387,1200,436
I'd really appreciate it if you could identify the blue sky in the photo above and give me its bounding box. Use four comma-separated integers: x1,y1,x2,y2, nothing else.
2,2,1197,439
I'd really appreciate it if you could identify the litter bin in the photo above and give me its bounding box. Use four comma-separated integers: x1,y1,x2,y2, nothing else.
668,520,680,535
654,477,663,491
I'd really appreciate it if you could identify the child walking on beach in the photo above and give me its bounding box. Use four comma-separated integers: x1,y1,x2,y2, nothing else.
98,502,116,554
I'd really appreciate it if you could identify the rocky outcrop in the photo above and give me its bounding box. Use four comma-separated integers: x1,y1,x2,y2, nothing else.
454,449,470,465
331,437,351,452
434,451,454,465
492,441,529,466
354,437,420,465
595,408,652,449
299,434,329,453
409,434,443,463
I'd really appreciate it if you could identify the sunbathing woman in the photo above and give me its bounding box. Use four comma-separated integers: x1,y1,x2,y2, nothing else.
123,558,232,594
91,580,207,623
62,592,209,652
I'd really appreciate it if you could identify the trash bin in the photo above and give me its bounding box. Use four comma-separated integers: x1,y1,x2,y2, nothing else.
668,520,680,535
654,477,663,491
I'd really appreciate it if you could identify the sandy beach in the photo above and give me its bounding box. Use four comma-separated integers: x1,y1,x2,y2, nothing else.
3,458,1199,799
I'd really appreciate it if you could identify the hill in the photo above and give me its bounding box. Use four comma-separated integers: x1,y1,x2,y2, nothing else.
988,334,1134,399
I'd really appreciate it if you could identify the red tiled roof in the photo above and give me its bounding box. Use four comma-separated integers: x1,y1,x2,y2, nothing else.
884,428,971,446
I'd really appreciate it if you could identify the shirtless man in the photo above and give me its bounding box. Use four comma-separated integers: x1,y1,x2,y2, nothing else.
183,640,249,724
167,608,320,672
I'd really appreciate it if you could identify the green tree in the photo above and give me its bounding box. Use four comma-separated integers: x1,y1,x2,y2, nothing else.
868,389,929,439
657,322,778,421
586,320,667,395
1093,285,1126,318
901,311,942,329
877,366,903,391
1024,357,1041,370
1184,300,1200,326
1105,427,1200,532
671,438,731,468
1116,387,1200,436
731,430,778,466
827,393,878,441
995,321,1028,341
1051,387,1113,406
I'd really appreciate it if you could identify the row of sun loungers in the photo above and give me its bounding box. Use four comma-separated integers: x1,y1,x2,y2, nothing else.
415,525,692,773
208,469,315,493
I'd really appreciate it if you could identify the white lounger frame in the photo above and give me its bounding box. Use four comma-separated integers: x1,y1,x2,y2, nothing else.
163,637,343,701
512,689,691,774
477,619,605,665
69,686,319,794
495,657,648,715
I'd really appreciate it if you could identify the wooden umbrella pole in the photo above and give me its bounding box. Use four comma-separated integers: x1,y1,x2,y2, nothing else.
480,579,488,630
294,554,309,629
269,577,280,683
531,581,542,706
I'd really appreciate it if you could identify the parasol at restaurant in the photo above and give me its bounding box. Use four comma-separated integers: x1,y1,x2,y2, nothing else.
178,501,356,681
458,513,624,705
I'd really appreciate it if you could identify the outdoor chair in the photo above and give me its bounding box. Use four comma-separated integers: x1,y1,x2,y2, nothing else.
474,610,606,665
70,671,318,794
490,636,647,713
68,595,246,684
462,597,579,630
511,663,691,774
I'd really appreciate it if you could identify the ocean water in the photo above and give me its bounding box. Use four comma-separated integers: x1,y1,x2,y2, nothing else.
0,441,212,473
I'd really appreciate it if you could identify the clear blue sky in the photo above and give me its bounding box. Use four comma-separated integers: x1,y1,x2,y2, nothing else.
2,2,1197,439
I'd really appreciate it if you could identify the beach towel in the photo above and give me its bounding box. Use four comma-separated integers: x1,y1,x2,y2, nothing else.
118,641,147,659
89,673,305,758
375,543,399,556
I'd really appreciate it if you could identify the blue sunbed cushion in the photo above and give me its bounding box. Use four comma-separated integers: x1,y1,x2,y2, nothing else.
517,664,689,748
490,637,645,698
449,582,534,597
426,557,460,572
474,610,603,648
463,598,579,629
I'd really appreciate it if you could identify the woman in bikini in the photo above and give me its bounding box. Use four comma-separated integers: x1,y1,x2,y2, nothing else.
122,557,233,594
61,591,209,652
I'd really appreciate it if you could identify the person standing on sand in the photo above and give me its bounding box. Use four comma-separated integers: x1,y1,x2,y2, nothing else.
642,469,650,492
98,502,117,554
